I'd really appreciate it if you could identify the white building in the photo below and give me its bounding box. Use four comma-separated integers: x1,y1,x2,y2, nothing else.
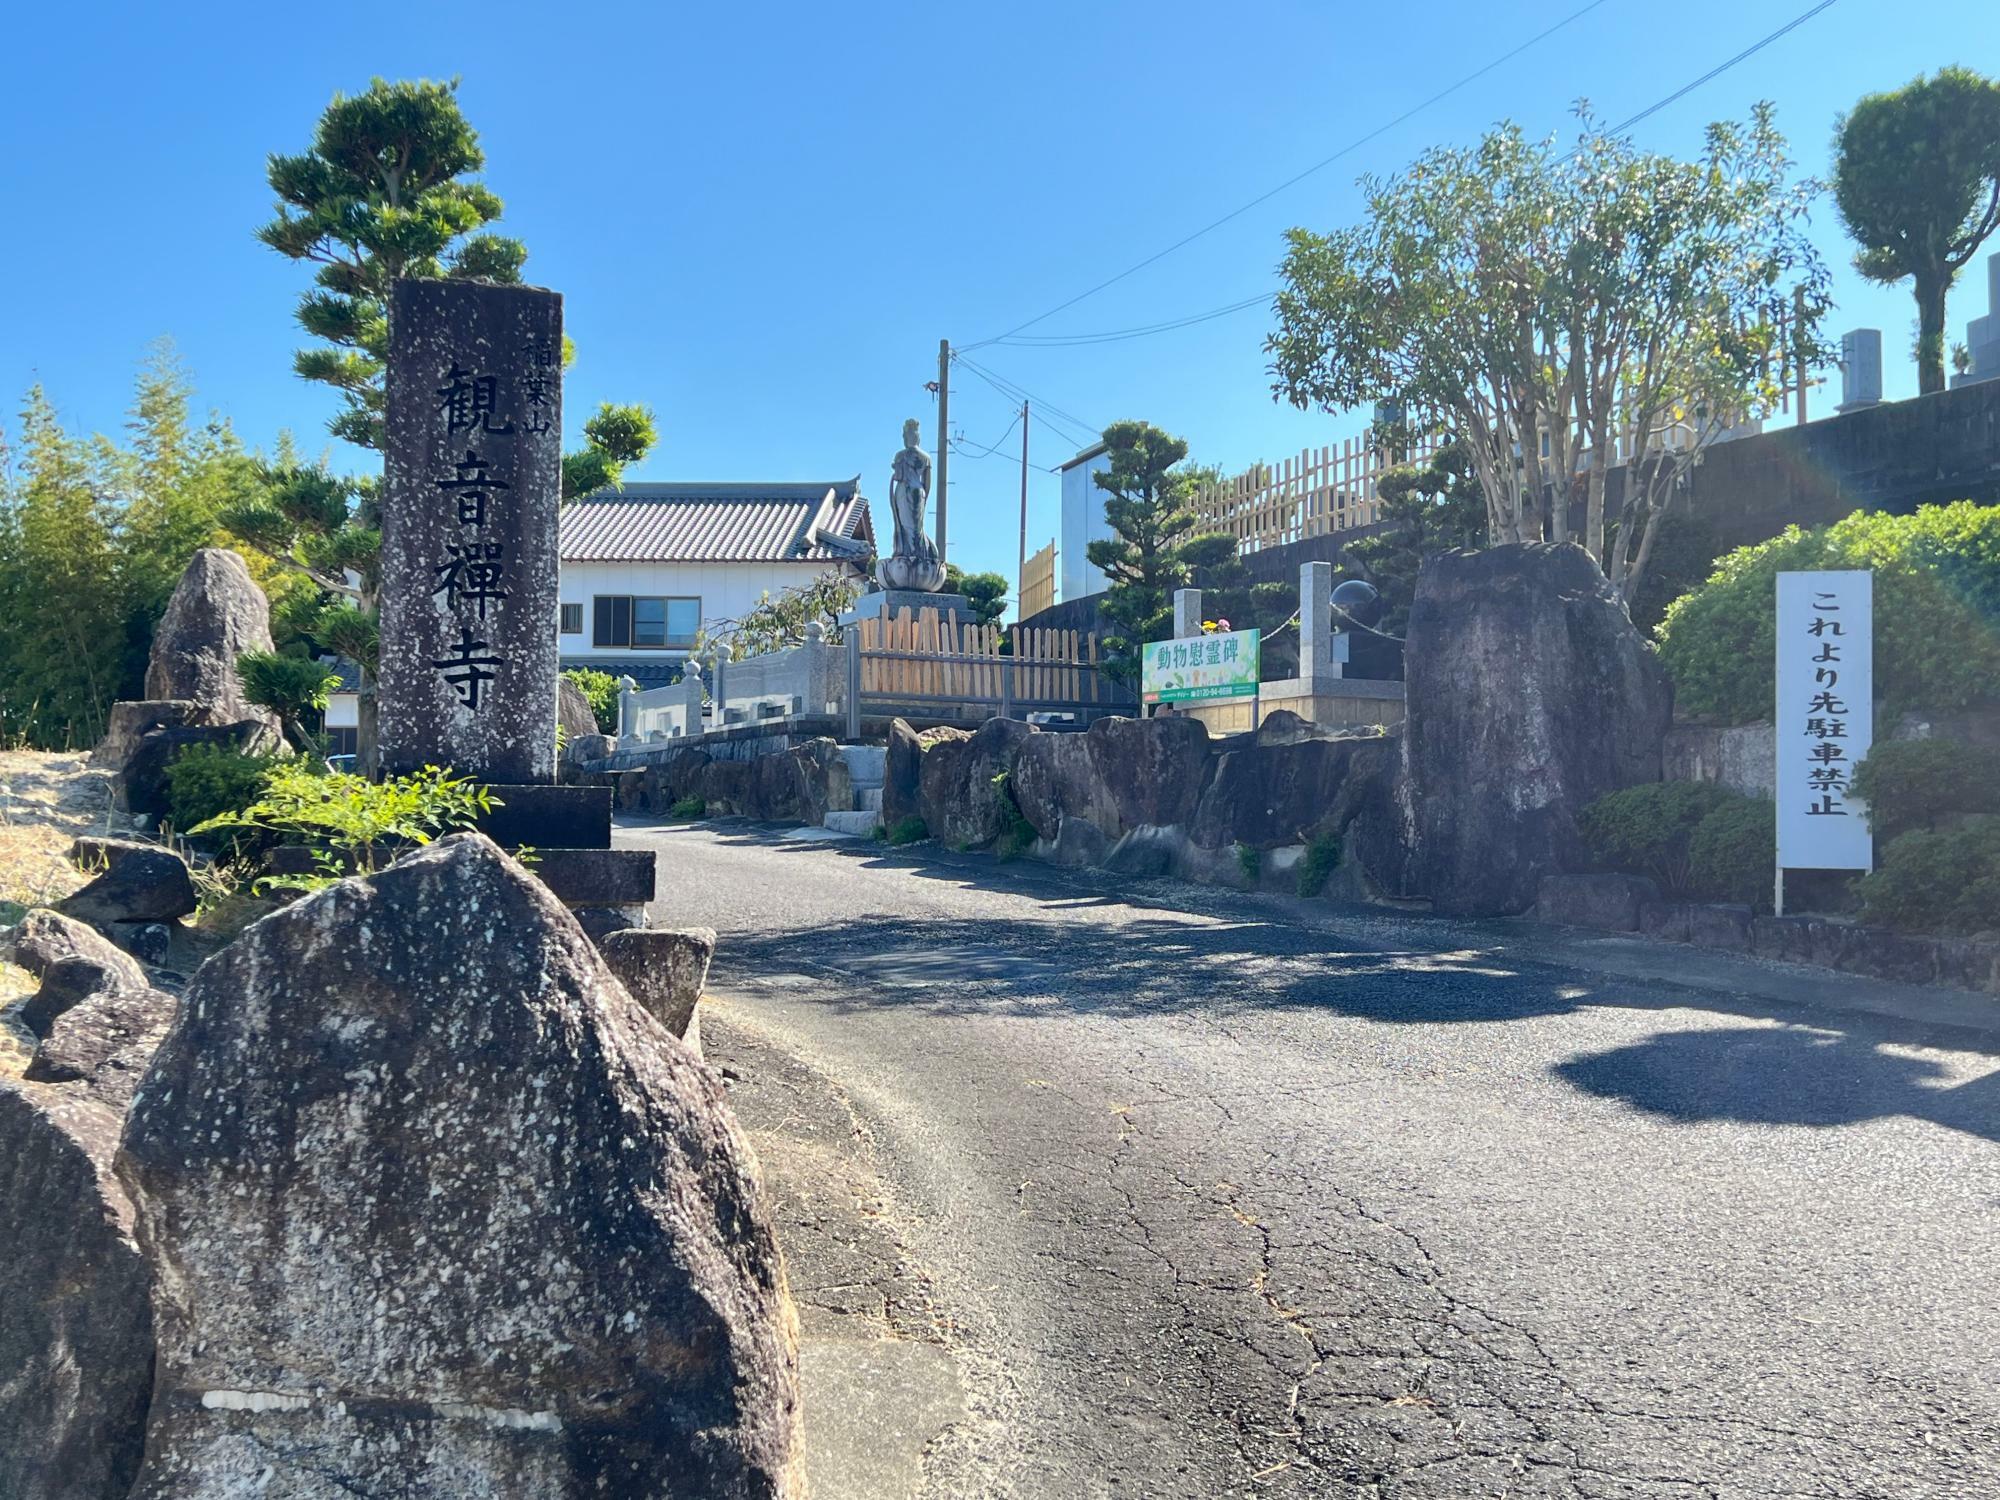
322,479,876,745
557,480,875,687
1057,441,1111,603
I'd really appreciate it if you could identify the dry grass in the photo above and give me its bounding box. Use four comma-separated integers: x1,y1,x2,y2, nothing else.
0,748,116,915
0,749,117,1080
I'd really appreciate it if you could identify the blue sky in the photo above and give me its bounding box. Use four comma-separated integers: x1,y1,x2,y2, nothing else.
3,0,1996,609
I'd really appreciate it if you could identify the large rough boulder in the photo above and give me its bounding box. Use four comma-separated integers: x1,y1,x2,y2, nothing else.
918,718,1033,849
26,981,176,1104
0,1080,157,1500
882,718,924,828
558,674,601,741
93,700,198,774
11,908,147,985
1398,544,1673,915
143,547,280,731
116,834,801,1498
113,718,284,820
1010,715,1211,845
643,747,711,813
750,738,849,824
700,757,755,815
1189,728,1395,851
59,837,197,926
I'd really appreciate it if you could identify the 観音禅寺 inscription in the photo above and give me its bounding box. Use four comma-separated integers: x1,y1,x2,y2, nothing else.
378,279,563,782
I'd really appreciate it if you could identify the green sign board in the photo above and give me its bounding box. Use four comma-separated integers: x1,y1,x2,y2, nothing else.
1143,628,1260,703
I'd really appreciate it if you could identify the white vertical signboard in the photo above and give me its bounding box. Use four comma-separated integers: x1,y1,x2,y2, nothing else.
1774,570,1873,899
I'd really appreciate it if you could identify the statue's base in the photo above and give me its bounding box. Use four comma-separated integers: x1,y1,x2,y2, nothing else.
840,590,974,627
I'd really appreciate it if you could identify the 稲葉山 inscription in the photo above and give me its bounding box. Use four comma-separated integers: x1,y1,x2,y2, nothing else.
378,279,563,782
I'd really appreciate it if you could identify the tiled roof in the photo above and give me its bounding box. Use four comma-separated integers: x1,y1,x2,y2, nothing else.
559,480,875,564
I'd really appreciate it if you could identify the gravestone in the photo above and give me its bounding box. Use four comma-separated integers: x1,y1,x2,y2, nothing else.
379,278,564,783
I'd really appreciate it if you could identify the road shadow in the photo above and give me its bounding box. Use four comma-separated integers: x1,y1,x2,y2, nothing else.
645,821,2000,1144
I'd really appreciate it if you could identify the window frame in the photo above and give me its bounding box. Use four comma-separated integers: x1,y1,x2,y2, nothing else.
591,594,700,651
559,602,584,635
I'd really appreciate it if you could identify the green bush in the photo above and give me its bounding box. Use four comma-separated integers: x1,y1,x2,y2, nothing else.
1578,782,1740,892
991,772,1037,860
1236,843,1262,883
886,815,929,846
1686,797,1777,908
563,668,621,734
166,743,282,837
1849,738,2000,839
194,762,495,894
668,795,706,821
1655,503,2000,724
1296,833,1342,897
1856,818,2000,936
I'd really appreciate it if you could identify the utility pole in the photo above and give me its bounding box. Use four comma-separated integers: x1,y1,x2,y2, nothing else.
936,338,951,565
1016,400,1030,627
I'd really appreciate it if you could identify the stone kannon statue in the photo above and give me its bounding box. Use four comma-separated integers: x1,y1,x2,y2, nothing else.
880,417,946,593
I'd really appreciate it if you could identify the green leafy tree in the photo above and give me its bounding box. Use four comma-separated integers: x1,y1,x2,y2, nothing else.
1084,420,1200,676
1271,105,1828,603
562,668,621,734
709,572,863,660
1834,68,2000,396
943,563,1009,628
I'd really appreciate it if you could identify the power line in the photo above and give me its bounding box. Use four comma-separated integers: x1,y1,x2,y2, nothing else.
953,407,1025,459
962,0,1618,350
953,355,1101,449
986,294,1270,349
965,0,1839,355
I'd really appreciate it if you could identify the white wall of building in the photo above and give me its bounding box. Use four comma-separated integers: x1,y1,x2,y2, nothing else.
1059,446,1112,602
557,559,853,660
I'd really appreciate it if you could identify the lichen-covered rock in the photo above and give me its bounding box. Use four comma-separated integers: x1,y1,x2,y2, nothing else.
643,747,711,812
0,1081,156,1500
143,548,280,731
114,719,284,820
25,981,176,1105
11,908,148,986
749,739,849,824
60,837,197,926
700,757,755,815
18,953,150,1041
918,718,1032,849
1189,729,1393,852
93,699,198,774
882,718,924,828
1398,544,1673,916
558,675,600,742
1011,716,1211,845
116,833,801,1498
597,926,715,1042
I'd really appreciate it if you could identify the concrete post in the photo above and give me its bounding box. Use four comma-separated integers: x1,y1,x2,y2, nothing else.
803,621,827,713
1298,562,1334,684
679,660,704,738
617,676,639,743
1838,329,1883,412
711,652,728,726
844,630,863,741
1173,588,1204,639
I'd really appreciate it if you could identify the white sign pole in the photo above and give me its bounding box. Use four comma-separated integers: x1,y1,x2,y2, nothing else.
1773,570,1874,914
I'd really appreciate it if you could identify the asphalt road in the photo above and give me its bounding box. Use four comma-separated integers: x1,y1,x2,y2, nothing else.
631,820,2000,1500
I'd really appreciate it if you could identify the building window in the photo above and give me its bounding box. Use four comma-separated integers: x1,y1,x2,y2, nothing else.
559,602,583,635
593,595,699,650
325,726,359,758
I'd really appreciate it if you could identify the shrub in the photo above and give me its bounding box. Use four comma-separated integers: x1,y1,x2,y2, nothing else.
1655,502,2000,724
194,762,495,894
166,743,281,838
1296,833,1342,897
1687,797,1777,908
1236,843,1262,884
1578,782,1739,892
1856,818,2000,936
991,772,1037,860
1849,737,2000,839
563,668,621,734
886,815,929,846
668,795,706,821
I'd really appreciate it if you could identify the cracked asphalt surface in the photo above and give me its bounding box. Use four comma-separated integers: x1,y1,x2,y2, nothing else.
631,820,2000,1499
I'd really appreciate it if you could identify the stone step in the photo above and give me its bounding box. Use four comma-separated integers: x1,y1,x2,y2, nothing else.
821,810,882,838
858,787,883,813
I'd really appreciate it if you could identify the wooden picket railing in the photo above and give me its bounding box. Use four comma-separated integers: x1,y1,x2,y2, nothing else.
1020,539,1057,620
846,604,1128,730
1192,429,1446,553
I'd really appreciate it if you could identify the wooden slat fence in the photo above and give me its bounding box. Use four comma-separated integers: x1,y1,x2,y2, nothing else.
1020,539,1057,620
850,605,1126,727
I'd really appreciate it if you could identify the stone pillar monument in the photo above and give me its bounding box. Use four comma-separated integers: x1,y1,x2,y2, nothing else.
379,279,563,782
